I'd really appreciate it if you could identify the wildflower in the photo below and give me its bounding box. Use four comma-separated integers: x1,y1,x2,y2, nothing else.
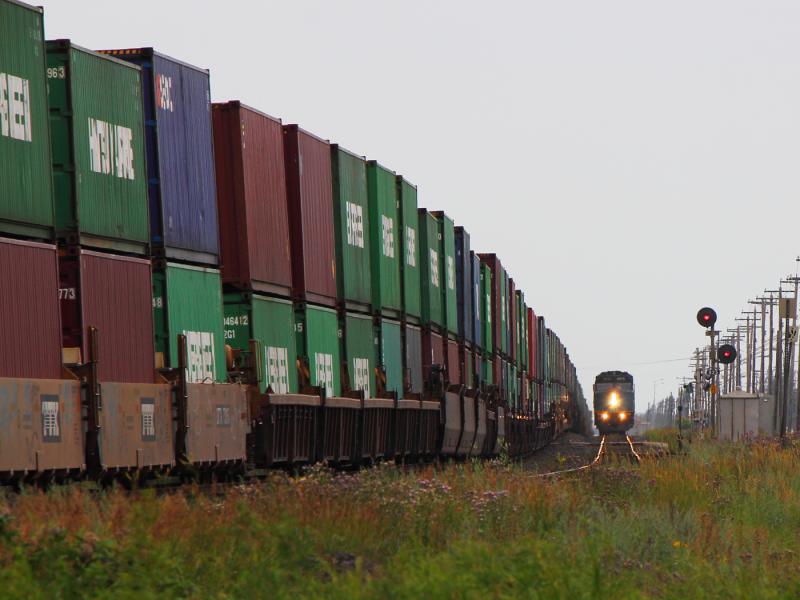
672,540,682,548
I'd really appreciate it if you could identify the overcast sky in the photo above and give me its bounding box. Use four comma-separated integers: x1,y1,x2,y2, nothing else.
39,0,800,410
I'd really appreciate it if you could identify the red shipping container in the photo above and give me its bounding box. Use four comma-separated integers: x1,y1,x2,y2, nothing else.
446,337,460,385
0,237,62,379
283,125,336,307
421,328,445,388
59,249,155,383
479,254,504,357
527,307,537,381
213,102,292,295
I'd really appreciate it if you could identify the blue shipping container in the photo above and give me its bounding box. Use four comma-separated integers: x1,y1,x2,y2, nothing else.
470,250,481,349
454,226,473,344
101,48,219,265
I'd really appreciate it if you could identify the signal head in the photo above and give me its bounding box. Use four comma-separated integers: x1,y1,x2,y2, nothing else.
696,307,717,328
717,344,737,365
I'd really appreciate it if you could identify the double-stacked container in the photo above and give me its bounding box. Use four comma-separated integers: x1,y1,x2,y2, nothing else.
106,48,245,468
47,39,179,474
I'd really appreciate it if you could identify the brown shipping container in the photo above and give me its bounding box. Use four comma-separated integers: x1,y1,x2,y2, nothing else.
0,237,63,379
60,249,155,383
98,382,173,469
213,102,292,295
283,125,336,306
446,338,461,385
184,383,249,464
0,378,84,474
422,329,444,388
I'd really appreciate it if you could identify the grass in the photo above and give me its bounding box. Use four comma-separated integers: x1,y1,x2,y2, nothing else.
2,439,800,599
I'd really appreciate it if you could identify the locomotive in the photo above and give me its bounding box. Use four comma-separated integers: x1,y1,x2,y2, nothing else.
593,371,635,434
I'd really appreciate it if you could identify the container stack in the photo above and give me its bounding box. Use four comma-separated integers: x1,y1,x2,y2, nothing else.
102,47,227,386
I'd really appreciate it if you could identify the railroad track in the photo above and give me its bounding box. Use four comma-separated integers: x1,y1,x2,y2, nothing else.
533,434,644,477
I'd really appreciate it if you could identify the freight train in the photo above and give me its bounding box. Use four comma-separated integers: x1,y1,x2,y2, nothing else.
0,0,590,485
593,371,635,434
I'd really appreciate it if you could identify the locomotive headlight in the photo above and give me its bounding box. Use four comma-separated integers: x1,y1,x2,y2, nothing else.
600,412,610,421
618,413,627,421
608,392,620,409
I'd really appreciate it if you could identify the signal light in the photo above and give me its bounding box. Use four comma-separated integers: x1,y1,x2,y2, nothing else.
718,344,737,365
696,307,717,328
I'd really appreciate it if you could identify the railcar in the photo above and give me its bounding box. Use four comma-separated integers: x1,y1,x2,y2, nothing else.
593,371,635,434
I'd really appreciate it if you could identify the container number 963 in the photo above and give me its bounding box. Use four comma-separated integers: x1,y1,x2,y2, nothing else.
47,67,66,79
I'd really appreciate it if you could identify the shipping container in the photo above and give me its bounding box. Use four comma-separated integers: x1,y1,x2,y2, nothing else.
181,383,248,464
454,226,472,343
421,328,445,389
283,125,336,307
479,352,493,386
341,311,376,398
0,237,63,378
432,211,457,334
213,102,292,295
0,378,83,474
0,0,54,239
517,292,528,371
367,162,402,317
470,251,482,350
152,262,226,382
47,41,149,254
479,254,507,356
224,292,298,394
479,262,493,354
331,146,371,312
296,303,341,397
101,48,219,265
404,323,423,394
446,337,460,385
378,318,403,396
96,381,173,469
527,307,537,381
59,248,155,383
418,209,442,328
508,278,516,363
463,346,474,388
397,177,421,321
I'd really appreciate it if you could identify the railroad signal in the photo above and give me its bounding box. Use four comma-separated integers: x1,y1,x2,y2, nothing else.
696,307,717,328
717,344,737,365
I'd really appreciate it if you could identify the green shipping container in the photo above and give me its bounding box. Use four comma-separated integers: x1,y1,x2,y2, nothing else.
435,212,458,334
224,293,298,394
418,209,442,328
153,263,226,382
342,312,377,398
331,146,371,311
397,177,421,320
47,41,148,254
378,318,403,395
297,304,341,397
367,162,402,316
0,1,53,239
480,263,493,354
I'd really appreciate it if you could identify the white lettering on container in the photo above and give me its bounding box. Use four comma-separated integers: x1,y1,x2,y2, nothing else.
381,216,395,258
447,256,455,290
155,74,174,112
87,117,135,179
429,249,439,288
0,73,32,142
346,201,364,248
184,331,216,383
353,357,370,398
314,352,334,397
266,346,289,394
405,227,416,267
